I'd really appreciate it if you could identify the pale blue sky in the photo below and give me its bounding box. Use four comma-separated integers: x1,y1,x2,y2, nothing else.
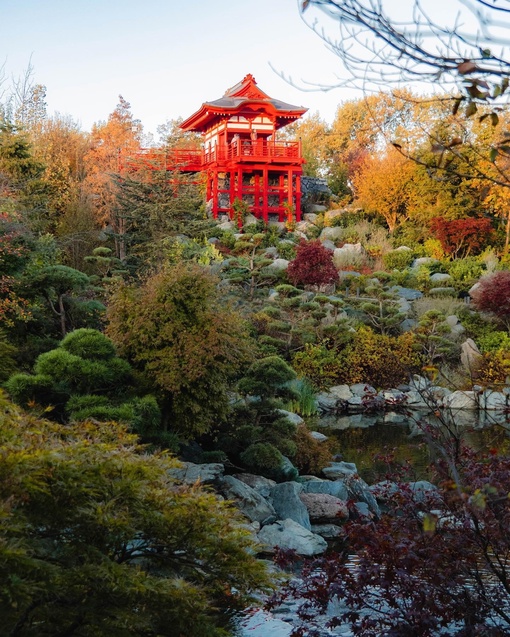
0,0,483,137
1,0,356,135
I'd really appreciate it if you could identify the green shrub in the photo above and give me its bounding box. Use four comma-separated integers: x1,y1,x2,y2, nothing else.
383,250,415,271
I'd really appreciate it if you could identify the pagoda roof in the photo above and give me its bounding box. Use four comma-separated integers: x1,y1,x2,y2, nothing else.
180,74,307,132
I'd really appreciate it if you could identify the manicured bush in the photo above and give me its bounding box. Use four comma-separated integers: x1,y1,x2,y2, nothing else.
287,239,338,288
382,249,415,271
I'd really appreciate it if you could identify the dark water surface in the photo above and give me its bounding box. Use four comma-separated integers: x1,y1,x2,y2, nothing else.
317,409,510,484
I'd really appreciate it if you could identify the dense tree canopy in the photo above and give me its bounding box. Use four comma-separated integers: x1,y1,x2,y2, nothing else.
0,392,272,636
106,262,254,438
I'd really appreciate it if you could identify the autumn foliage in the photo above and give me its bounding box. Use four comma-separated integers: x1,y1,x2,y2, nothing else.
470,270,510,328
287,239,338,288
430,216,493,258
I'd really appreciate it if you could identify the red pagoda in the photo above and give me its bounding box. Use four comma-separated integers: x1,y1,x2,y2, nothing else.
122,75,308,225
180,74,308,224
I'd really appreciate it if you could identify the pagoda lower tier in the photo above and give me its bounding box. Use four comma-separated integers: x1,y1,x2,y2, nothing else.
120,139,304,225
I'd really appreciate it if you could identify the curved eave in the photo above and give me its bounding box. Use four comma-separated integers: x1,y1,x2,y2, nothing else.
181,100,307,132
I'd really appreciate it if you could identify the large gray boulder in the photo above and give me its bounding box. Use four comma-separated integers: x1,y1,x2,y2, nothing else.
269,482,311,530
218,476,276,524
301,479,349,500
320,226,344,242
344,475,381,518
322,461,358,480
257,518,328,556
460,338,483,373
169,462,224,485
233,473,276,498
443,390,478,410
390,286,423,301
300,492,349,524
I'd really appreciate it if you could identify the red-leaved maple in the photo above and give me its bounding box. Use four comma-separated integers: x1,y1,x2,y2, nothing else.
287,239,338,288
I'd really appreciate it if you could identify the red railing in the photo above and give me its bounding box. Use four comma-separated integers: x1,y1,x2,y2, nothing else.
121,140,302,173
204,140,301,164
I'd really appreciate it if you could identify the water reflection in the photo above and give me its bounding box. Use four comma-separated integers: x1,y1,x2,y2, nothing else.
318,410,510,484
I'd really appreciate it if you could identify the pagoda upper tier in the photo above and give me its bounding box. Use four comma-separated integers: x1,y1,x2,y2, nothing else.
180,73,307,133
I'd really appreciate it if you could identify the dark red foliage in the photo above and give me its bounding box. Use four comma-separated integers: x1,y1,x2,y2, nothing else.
287,239,338,288
274,425,510,636
471,270,510,327
430,216,494,258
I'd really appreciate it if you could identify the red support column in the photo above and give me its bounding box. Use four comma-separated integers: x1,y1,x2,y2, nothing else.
295,172,302,222
212,170,219,218
286,168,293,223
262,168,268,224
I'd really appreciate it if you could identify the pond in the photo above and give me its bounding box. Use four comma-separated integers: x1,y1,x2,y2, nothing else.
316,409,510,484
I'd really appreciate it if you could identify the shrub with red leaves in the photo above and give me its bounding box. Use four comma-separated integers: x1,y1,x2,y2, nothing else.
430,216,494,258
272,424,510,636
471,270,510,329
287,239,338,288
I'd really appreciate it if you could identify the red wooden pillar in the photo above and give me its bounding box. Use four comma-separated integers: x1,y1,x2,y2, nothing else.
229,169,235,215
262,167,268,224
286,168,293,223
212,170,219,218
295,172,302,222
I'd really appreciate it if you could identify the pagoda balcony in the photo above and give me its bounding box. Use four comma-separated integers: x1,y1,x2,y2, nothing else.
204,140,302,165
120,140,303,175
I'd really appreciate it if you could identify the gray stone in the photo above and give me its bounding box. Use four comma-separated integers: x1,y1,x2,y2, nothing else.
350,383,377,396
276,409,304,427
316,392,339,412
269,482,310,530
444,390,478,410
328,384,353,401
345,475,381,517
233,473,276,498
303,212,319,223
410,480,438,503
322,462,358,480
450,323,465,336
309,431,329,442
300,492,349,523
267,258,289,271
295,220,316,235
445,315,459,327
339,242,365,254
311,524,346,539
264,247,279,258
401,318,418,332
429,287,457,296
460,338,483,373
301,479,349,500
430,272,452,283
394,245,412,251
410,375,431,391
353,502,371,518
390,286,423,300
321,239,336,252
347,395,364,410
412,257,440,268
218,476,276,524
257,518,328,556
398,298,412,313
320,227,344,242
403,390,429,408
169,462,224,485
338,270,361,279
481,390,508,410
370,480,400,502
